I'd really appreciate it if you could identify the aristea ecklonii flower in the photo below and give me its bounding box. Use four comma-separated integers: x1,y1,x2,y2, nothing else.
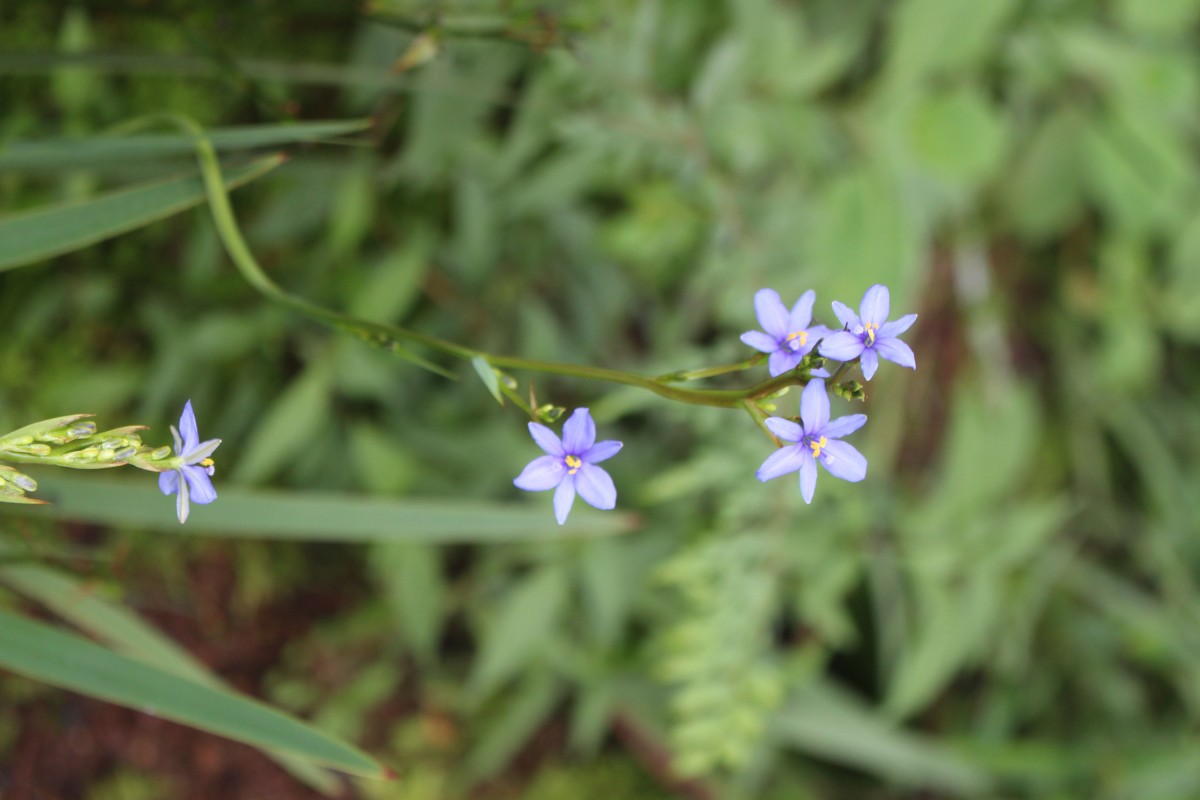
819,284,916,380
158,400,221,524
514,408,622,525
756,379,867,504
740,288,830,377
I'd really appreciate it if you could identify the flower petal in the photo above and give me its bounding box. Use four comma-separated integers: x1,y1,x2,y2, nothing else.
819,440,867,483
158,469,180,496
800,379,830,435
582,440,622,464
860,348,879,380
821,413,867,439
756,444,805,482
169,425,183,455
182,464,218,505
528,422,564,457
740,330,779,354
768,350,801,377
753,288,790,339
575,463,617,510
859,284,890,326
874,337,916,370
764,417,803,442
788,289,816,332
178,400,200,452
799,452,818,503
879,313,917,339
831,301,860,329
553,478,576,525
819,331,864,362
185,438,221,465
514,455,565,491
175,475,190,524
561,408,596,454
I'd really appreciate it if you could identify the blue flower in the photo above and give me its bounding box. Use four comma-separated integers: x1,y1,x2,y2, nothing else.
819,284,916,380
158,400,221,524
756,379,867,503
740,289,831,377
514,408,622,525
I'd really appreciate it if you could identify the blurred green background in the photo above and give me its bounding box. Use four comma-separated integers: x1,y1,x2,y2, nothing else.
3,0,1200,797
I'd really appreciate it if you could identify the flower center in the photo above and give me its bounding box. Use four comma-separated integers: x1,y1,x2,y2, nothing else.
784,330,808,352
807,436,828,459
853,322,879,345
565,454,582,475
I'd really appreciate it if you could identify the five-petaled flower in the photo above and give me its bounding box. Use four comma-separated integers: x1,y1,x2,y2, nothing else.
756,379,867,503
819,284,916,380
740,288,831,377
514,408,622,525
158,400,221,524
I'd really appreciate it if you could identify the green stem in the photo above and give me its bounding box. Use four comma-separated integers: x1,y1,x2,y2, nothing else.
168,113,815,410
657,354,764,383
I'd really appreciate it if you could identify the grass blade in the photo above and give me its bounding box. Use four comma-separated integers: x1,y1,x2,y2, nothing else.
0,559,339,795
13,474,637,541
0,119,370,170
0,608,384,777
0,155,284,273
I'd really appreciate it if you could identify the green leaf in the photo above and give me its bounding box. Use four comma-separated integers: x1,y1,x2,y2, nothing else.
464,672,563,782
0,608,384,777
10,474,636,541
0,559,339,795
471,356,504,405
0,119,371,171
771,681,990,793
886,0,1016,84
908,87,1007,186
233,359,333,484
0,155,284,273
1001,108,1088,241
469,566,569,700
807,164,921,310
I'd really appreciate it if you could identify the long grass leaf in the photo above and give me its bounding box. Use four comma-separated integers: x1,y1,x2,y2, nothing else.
13,474,637,540
0,155,283,273
0,119,370,170
0,608,384,776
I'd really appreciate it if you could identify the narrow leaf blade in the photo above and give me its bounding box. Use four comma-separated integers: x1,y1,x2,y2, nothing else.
0,608,383,776
0,155,284,273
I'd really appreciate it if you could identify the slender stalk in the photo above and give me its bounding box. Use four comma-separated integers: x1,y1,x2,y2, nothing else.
657,355,764,383
168,113,819,410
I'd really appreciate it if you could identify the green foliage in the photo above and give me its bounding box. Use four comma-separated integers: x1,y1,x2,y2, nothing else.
4,0,1200,797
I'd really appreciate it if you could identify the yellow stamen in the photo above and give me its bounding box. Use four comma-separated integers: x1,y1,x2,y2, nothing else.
809,436,827,458
565,454,582,475
200,458,215,467
786,331,808,346
864,323,879,344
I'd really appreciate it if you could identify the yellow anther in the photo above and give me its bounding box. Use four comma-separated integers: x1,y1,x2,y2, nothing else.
565,454,582,474
786,331,808,346
864,323,879,344
808,436,827,458
200,458,215,467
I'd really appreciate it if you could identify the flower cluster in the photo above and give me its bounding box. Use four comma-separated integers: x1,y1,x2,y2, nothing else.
741,284,916,381
514,284,916,520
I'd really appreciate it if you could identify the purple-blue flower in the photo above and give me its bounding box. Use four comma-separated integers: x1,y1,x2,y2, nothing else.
158,400,221,524
514,408,622,525
756,380,867,504
741,289,831,377
819,284,916,380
